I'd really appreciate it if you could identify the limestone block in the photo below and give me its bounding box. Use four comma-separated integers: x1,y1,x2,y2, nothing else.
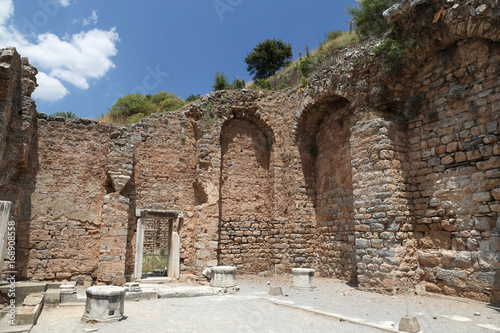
475,217,491,231
81,286,125,323
292,268,316,290
210,266,237,288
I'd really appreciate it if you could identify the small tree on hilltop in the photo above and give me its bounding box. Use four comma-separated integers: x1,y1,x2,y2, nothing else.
244,39,292,80
347,0,397,38
212,72,230,91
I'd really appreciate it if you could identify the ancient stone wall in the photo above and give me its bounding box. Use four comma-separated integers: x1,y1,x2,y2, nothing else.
404,37,500,301
23,116,136,284
0,0,498,303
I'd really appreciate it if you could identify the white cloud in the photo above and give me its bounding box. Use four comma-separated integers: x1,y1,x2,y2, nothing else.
33,72,69,102
0,0,14,25
83,10,98,26
57,0,70,7
0,2,119,102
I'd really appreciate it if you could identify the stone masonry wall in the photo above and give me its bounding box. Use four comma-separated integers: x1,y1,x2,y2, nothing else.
405,37,500,302
0,0,498,303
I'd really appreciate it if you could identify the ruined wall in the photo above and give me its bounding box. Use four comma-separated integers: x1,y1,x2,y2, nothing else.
405,38,500,301
133,112,198,273
0,48,38,221
0,0,498,303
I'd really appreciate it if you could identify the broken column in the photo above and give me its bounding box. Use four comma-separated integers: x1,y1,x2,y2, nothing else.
81,286,126,323
292,268,316,289
210,266,237,287
59,282,77,303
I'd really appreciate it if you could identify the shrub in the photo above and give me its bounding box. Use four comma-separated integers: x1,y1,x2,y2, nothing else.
325,29,343,42
212,72,230,91
109,91,185,124
52,111,76,118
230,77,246,90
299,57,317,76
185,94,201,103
251,78,272,90
346,0,397,38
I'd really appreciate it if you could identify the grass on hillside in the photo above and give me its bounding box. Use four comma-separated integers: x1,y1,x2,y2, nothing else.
270,31,360,84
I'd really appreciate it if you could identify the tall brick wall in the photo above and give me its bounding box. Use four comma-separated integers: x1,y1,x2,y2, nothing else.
0,0,498,303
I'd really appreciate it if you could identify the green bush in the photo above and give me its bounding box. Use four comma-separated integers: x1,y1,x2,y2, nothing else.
251,78,272,90
299,57,317,76
129,112,146,124
110,91,185,124
346,0,396,38
52,111,76,118
325,29,343,42
230,77,246,90
185,94,201,103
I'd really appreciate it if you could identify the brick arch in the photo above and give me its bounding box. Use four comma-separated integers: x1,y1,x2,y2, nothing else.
218,117,275,272
293,94,351,142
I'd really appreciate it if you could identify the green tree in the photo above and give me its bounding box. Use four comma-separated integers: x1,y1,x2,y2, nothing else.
52,111,76,118
244,39,292,80
347,0,396,38
212,72,230,91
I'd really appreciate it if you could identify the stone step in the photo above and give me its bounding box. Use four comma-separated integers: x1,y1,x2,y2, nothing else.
0,316,32,333
14,293,44,326
0,282,47,305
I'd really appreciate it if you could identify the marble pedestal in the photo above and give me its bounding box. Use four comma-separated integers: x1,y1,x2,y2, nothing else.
81,286,125,323
292,268,316,290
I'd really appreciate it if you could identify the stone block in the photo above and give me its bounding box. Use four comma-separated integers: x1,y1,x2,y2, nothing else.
492,188,500,200
44,289,60,305
355,238,369,249
490,237,500,251
399,316,420,333
475,217,491,231
418,251,440,266
473,192,492,202
210,266,237,288
292,268,316,290
269,286,283,296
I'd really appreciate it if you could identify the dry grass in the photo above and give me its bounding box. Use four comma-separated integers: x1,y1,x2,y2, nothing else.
272,31,360,80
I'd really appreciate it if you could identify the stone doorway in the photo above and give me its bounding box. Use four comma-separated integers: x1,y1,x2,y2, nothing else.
134,209,183,280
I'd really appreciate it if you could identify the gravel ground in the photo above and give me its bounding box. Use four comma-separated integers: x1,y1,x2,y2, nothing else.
30,274,500,333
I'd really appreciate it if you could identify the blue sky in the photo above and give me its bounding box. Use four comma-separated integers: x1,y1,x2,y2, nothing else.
1,0,357,119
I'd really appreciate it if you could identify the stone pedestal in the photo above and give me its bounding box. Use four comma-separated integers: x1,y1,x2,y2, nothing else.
59,282,77,303
292,268,316,290
81,286,125,323
210,266,237,287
